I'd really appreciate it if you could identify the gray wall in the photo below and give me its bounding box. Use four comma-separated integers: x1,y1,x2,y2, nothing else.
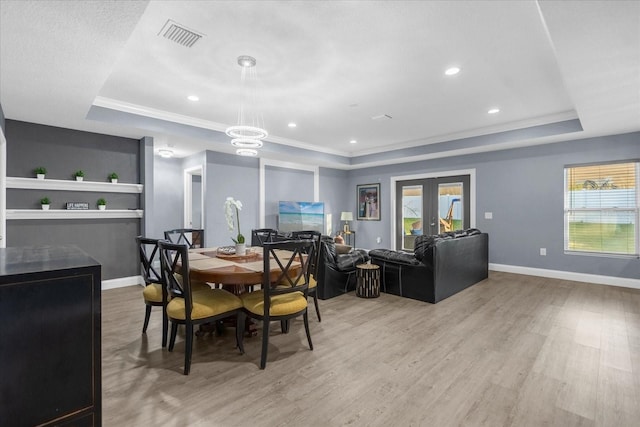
265,166,314,229
348,132,640,280
148,156,183,239
319,167,350,236
5,120,141,280
205,151,260,247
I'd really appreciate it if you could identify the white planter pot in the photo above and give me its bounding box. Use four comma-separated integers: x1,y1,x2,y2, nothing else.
111,179,118,184
98,205,106,210
235,243,246,256
76,176,84,181
41,204,50,210
36,174,45,180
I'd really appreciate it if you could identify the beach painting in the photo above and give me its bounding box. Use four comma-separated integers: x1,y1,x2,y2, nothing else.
278,201,325,233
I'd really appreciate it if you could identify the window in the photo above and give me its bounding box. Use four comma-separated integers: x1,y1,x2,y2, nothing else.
564,161,639,257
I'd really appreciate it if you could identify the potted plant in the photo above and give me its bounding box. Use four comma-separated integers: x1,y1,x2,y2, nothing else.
34,167,47,179
74,170,85,181
97,198,107,210
108,172,118,183
224,197,245,255
40,197,50,210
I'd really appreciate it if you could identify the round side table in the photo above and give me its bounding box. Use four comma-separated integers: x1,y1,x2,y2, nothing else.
356,263,380,298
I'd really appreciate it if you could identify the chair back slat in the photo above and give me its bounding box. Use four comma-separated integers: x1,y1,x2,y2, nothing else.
164,229,204,249
136,236,161,284
251,228,278,247
291,230,322,277
262,240,315,313
158,240,194,319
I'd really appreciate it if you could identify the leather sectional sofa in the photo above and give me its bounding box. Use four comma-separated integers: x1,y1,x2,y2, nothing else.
368,229,488,303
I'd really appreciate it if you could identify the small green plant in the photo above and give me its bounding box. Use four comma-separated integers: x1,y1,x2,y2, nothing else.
108,172,118,180
97,198,106,206
74,170,85,178
34,166,47,175
40,197,50,205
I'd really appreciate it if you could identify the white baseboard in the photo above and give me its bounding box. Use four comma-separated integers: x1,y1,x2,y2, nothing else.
102,275,144,290
489,263,640,290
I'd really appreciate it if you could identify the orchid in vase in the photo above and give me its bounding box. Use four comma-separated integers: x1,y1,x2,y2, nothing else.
224,197,245,244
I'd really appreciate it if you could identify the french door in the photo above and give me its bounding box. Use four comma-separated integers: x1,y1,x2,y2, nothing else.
395,175,471,251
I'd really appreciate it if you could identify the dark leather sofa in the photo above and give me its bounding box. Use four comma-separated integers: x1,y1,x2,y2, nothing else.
369,229,488,303
316,237,369,300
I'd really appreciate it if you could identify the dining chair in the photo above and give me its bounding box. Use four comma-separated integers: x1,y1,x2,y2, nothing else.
164,228,204,249
250,228,277,247
291,230,322,322
136,236,167,339
238,239,315,369
158,240,244,375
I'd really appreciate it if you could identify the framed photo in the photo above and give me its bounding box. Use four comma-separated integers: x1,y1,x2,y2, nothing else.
357,183,380,221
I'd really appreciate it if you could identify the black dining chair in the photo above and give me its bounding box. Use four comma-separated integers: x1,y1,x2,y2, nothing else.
136,236,166,339
238,239,315,369
158,240,244,375
291,230,323,322
164,228,204,249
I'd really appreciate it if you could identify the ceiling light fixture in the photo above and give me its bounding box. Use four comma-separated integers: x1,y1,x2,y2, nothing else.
187,95,199,101
350,140,357,144
158,148,174,158
236,148,258,156
226,55,267,156
445,67,460,76
288,122,297,128
488,108,500,114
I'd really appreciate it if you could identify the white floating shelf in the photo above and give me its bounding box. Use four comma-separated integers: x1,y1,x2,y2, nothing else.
6,209,144,220
6,177,143,193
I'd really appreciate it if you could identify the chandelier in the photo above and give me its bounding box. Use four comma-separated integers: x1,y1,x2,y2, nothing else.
226,55,267,156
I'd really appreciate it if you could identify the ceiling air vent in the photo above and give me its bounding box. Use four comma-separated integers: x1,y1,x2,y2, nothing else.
158,19,203,48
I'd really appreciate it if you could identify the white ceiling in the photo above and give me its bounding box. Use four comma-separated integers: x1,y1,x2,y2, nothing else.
1,0,638,167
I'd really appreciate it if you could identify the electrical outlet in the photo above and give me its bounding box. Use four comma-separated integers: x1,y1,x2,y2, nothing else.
540,248,546,256
485,212,493,219
376,237,382,244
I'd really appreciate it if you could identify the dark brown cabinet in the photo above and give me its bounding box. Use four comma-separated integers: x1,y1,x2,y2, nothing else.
0,246,101,426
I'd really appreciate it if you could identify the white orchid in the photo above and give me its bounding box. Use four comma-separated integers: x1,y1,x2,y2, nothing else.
224,197,245,244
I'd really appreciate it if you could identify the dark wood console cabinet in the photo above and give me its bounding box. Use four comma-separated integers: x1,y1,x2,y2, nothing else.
0,246,101,426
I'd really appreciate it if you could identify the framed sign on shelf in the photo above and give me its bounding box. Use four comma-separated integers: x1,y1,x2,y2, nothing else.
357,183,380,221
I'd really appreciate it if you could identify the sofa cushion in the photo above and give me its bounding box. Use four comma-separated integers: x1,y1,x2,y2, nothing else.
369,249,422,266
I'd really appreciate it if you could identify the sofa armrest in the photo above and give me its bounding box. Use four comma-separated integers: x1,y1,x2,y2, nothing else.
335,249,369,271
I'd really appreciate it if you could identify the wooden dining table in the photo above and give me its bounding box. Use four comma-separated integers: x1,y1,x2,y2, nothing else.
187,247,301,292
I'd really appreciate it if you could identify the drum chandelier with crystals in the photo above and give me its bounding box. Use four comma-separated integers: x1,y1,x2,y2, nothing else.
225,55,267,156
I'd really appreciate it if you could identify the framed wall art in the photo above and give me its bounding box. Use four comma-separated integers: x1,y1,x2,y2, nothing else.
357,183,380,221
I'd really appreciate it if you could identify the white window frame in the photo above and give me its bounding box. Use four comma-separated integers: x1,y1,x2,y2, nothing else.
563,161,639,258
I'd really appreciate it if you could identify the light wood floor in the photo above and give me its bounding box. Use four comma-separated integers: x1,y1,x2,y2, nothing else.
102,272,640,426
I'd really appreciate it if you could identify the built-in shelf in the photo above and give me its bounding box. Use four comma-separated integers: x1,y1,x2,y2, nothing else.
6,177,143,193
6,209,144,220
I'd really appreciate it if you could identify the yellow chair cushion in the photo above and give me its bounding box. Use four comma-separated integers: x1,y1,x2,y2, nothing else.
166,289,242,320
277,275,316,289
143,278,210,304
241,289,308,317
142,282,163,303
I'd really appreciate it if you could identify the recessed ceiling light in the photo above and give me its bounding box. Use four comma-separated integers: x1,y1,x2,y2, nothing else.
288,122,297,128
350,140,357,144
158,149,174,158
187,95,199,102
488,108,500,114
445,67,460,76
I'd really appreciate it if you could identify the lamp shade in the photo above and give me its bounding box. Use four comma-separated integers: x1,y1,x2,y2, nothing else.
341,211,354,221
